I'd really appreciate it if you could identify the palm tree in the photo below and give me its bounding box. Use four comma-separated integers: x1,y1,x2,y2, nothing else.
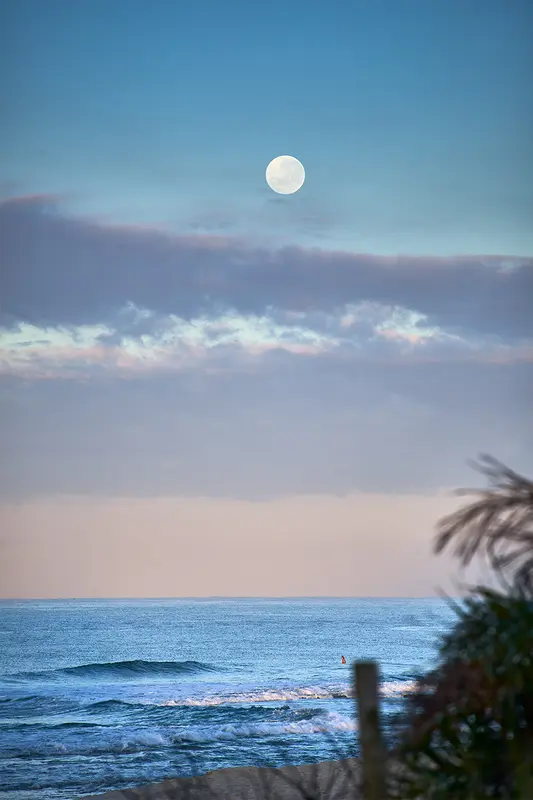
434,454,533,596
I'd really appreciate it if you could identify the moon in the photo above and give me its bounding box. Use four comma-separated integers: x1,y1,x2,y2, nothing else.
266,155,305,195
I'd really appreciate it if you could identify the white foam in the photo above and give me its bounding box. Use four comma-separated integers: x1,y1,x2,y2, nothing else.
174,711,356,742
381,680,416,697
186,686,348,706
162,680,413,708
120,731,170,748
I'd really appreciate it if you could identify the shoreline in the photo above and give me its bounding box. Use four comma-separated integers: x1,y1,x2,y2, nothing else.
82,756,362,799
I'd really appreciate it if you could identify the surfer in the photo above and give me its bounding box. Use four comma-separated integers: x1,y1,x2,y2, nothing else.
341,655,346,664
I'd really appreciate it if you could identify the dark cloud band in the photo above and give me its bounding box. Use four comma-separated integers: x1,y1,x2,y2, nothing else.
2,196,532,341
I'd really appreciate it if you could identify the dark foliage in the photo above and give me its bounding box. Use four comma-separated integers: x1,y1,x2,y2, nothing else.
391,457,533,799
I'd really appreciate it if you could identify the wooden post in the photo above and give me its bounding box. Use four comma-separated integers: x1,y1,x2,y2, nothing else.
354,660,387,800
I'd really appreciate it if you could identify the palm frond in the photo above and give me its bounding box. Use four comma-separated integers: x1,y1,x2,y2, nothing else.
434,455,533,596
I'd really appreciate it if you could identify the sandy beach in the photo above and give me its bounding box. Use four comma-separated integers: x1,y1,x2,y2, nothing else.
82,757,362,799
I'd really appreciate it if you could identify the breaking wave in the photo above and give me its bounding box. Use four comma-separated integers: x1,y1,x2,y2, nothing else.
174,710,356,742
162,679,414,707
3,710,356,759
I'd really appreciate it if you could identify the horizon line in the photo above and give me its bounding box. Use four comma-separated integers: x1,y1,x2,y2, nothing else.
0,594,462,602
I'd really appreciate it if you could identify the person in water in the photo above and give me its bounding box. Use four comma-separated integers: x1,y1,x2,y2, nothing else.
341,655,346,664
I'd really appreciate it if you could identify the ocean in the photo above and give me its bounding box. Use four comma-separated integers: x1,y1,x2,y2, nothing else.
0,598,456,799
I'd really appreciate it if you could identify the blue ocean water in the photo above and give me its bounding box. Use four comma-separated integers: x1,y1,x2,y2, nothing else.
0,598,455,799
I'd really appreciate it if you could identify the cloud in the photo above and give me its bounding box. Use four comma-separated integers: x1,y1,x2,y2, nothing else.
1,303,532,380
1,195,530,502
1,353,531,500
2,196,532,344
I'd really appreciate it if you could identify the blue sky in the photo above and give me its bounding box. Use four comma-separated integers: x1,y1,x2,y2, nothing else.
1,0,532,596
3,0,532,254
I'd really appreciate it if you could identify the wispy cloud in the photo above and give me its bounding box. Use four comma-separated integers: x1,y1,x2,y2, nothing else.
2,301,532,380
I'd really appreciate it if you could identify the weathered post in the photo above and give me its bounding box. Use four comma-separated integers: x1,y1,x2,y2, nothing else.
354,660,387,800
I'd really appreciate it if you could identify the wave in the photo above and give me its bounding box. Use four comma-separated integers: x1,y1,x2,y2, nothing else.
3,711,356,759
0,695,41,705
0,694,79,719
0,678,414,730
162,679,414,707
381,679,416,697
5,705,329,735
3,720,110,732
6,659,220,682
173,711,356,742
83,698,295,718
174,687,350,706
84,698,138,713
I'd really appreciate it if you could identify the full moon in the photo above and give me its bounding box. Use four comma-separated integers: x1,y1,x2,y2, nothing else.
265,155,305,195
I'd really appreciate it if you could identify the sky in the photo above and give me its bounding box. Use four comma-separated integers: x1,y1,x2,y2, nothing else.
1,0,532,598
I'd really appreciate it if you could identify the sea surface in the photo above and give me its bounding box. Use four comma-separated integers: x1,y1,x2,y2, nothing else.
0,598,456,799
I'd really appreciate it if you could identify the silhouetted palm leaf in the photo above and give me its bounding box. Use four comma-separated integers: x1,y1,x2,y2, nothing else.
435,454,533,595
